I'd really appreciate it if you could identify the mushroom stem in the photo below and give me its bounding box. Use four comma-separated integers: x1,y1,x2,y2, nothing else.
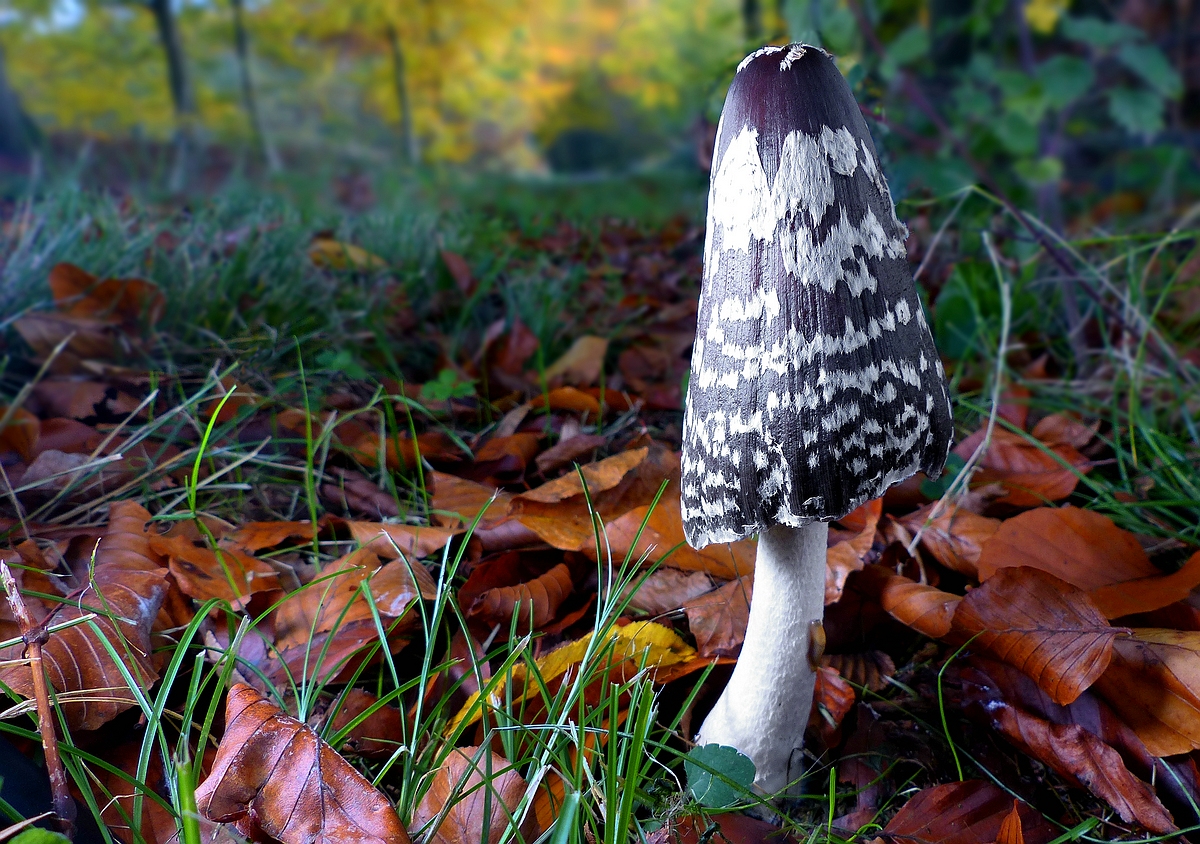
695,520,828,797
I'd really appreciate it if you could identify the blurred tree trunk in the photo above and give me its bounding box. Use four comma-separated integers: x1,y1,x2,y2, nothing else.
231,0,281,173
386,22,416,165
147,0,195,191
743,0,763,42
0,45,39,169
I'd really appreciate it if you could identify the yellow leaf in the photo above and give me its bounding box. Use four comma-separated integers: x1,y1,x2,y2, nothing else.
449,621,694,731
308,237,388,272
1024,0,1070,34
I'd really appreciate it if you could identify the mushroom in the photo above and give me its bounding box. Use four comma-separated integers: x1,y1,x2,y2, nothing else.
682,44,953,797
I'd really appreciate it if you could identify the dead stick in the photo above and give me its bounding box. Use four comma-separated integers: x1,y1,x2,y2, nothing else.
0,562,76,838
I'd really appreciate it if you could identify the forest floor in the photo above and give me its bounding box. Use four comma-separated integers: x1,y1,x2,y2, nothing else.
1,168,1199,844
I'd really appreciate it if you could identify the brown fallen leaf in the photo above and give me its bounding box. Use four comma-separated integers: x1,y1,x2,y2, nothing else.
826,499,882,604
952,567,1120,705
325,688,405,759
1093,629,1200,757
196,684,409,843
683,575,752,657
623,568,714,616
1031,413,1098,450
440,250,476,296
468,561,574,630
535,433,608,475
810,665,856,745
900,502,1000,578
0,500,169,731
341,520,459,563
823,651,895,693
529,386,602,415
881,780,1054,844
429,471,512,528
0,406,38,462
543,336,608,388
411,747,533,844
308,237,388,273
996,801,1025,844
222,520,318,553
874,569,961,639
517,448,648,505
953,427,1088,508
151,533,281,608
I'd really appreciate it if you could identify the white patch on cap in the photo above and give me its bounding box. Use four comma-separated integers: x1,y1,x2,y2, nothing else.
737,45,787,73
821,126,859,176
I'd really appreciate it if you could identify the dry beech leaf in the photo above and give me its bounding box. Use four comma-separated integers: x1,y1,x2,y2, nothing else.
900,502,1000,577
468,561,574,629
825,499,882,605
529,386,602,415
1090,551,1200,621
411,747,532,844
623,568,714,616
342,521,459,563
196,684,409,844
222,521,317,553
1031,413,1098,450
0,500,169,731
543,335,608,388
979,506,1146,585
535,434,608,475
952,567,1119,705
953,427,1088,508
1094,629,1200,757
881,781,1054,844
151,533,280,607
308,237,388,273
517,448,647,505
810,665,856,743
996,802,1025,844
683,575,752,657
823,651,895,693
429,471,512,528
875,570,961,639
325,688,405,759
960,659,1177,832
0,405,39,462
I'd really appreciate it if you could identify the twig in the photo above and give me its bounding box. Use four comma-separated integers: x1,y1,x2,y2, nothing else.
0,561,77,838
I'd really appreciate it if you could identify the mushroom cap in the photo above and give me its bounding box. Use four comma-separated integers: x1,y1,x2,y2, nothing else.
681,44,954,549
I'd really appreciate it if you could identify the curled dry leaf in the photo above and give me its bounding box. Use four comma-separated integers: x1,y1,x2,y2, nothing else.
151,533,281,607
468,561,574,629
899,502,1000,578
810,665,856,744
683,575,751,657
996,802,1025,844
952,567,1119,705
1094,629,1200,757
881,780,1054,844
623,568,714,616
874,569,961,639
1031,413,1098,450
411,747,532,844
953,427,1088,508
823,651,896,693
529,386,602,415
825,500,883,605
342,521,459,563
195,684,409,844
535,433,608,475
0,500,169,731
429,471,512,529
0,406,39,462
960,659,1178,832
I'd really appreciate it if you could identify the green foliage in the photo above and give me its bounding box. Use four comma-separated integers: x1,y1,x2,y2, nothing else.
9,829,72,844
683,744,756,809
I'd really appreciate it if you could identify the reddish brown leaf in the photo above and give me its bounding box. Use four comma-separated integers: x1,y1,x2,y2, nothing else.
952,567,1119,705
900,502,1001,578
953,427,1088,508
196,684,409,843
0,500,169,730
600,498,752,581
623,568,714,616
823,651,895,693
151,533,281,607
964,681,1174,832
826,499,883,604
440,250,476,296
343,521,459,563
1094,629,1200,757
876,570,961,639
0,406,38,462
518,448,647,505
1031,413,1098,450
529,386,602,415
810,665,856,744
326,688,405,759
222,521,317,553
882,781,1054,844
535,433,608,475
996,802,1025,844
468,561,574,629
683,575,752,657
411,747,533,844
429,471,512,528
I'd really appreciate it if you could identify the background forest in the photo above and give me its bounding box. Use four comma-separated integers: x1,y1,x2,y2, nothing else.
1,2,1200,844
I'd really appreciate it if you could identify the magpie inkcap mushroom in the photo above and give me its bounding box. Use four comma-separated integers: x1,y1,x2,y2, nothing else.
683,43,953,798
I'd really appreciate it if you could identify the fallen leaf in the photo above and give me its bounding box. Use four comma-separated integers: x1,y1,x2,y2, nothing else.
529,386,602,416
467,561,574,629
900,502,1000,577
535,434,608,475
683,575,751,657
881,781,1054,844
440,250,476,296
151,533,281,607
342,521,459,563
0,500,169,731
874,569,961,639
823,651,895,693
517,448,647,505
429,471,512,528
996,802,1025,844
826,499,883,604
543,336,608,388
325,688,405,759
411,747,532,844
954,427,1088,508
952,567,1120,705
623,568,714,616
1094,629,1200,757
1031,413,1098,450
0,406,38,462
195,684,409,843
308,237,388,272
810,665,856,744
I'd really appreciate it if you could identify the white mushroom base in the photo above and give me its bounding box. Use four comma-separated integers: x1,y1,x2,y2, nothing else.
695,520,828,797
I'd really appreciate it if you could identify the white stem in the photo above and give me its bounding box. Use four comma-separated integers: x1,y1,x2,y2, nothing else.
695,520,828,796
